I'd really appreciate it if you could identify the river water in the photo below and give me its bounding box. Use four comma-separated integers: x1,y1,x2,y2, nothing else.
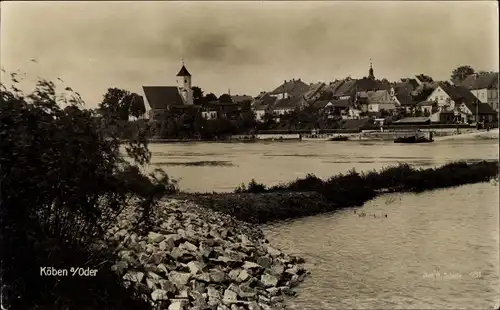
146,138,499,309
147,139,498,193
264,183,499,309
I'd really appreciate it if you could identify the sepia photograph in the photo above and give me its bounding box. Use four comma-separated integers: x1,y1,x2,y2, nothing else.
1,1,499,309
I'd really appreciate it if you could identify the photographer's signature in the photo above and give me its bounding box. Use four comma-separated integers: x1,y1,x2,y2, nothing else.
422,266,482,281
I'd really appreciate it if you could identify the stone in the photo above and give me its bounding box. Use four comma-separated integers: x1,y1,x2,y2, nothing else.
242,261,261,270
228,268,242,281
260,274,278,288
165,234,182,244
190,290,208,308
255,257,273,269
123,271,144,283
285,265,301,276
270,264,285,276
168,271,191,289
148,232,166,243
248,301,262,310
239,234,252,245
238,284,256,298
227,283,241,295
176,288,190,299
199,242,213,257
214,256,242,268
181,241,198,252
151,289,169,301
207,286,221,299
145,278,158,290
149,251,169,265
265,287,280,297
237,269,250,282
189,280,206,294
158,279,177,296
170,247,195,262
194,272,211,283
168,299,188,310
223,288,238,304
110,261,128,275
157,263,170,275
187,261,205,275
209,268,226,283
145,244,156,254
159,238,175,252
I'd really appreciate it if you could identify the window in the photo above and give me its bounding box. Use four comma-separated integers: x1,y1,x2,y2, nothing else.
184,79,187,83
439,96,443,101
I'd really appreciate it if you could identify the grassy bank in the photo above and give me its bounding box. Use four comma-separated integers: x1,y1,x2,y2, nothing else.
188,160,499,224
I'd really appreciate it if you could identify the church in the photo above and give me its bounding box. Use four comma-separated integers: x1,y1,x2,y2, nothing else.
142,63,198,121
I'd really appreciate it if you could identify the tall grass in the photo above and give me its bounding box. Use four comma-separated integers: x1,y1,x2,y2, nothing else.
237,161,499,196
222,161,499,223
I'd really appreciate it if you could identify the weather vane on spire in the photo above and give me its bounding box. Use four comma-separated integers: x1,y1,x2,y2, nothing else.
182,57,185,66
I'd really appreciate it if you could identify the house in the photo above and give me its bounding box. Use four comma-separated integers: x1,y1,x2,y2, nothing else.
251,93,275,122
416,101,435,114
457,101,498,124
143,63,198,121
363,90,396,112
430,110,460,124
268,79,310,100
304,82,326,103
272,97,300,116
201,108,218,120
425,82,477,111
231,95,253,104
356,90,395,112
345,107,362,120
392,80,418,111
313,99,350,119
458,72,499,111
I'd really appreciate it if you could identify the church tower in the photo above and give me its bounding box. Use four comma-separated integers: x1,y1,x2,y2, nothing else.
368,59,375,80
177,61,193,105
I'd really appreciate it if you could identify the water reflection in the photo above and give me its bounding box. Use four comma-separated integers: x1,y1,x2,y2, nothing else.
263,183,499,309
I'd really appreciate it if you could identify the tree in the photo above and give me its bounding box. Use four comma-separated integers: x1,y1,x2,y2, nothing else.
1,73,176,309
99,88,145,121
129,93,146,118
416,74,433,83
204,92,217,102
451,65,475,82
192,86,204,105
218,93,233,103
411,83,435,103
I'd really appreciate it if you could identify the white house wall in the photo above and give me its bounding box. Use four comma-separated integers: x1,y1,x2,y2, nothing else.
426,86,455,110
487,89,499,111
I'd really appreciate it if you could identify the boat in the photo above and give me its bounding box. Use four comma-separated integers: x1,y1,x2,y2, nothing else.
394,136,433,143
329,135,349,141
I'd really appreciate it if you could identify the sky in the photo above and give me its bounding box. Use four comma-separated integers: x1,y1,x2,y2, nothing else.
1,1,499,108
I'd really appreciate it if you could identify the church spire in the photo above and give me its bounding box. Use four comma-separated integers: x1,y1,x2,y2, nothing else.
368,59,375,80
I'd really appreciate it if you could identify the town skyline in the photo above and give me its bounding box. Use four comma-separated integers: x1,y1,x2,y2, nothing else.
1,1,498,108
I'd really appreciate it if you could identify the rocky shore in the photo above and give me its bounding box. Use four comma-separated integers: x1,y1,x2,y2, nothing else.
104,199,309,310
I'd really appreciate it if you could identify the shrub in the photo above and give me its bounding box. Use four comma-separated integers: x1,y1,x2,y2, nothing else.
1,73,176,309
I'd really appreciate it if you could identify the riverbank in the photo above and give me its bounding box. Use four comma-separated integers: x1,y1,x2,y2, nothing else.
179,160,499,224
104,199,309,310
142,128,491,143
